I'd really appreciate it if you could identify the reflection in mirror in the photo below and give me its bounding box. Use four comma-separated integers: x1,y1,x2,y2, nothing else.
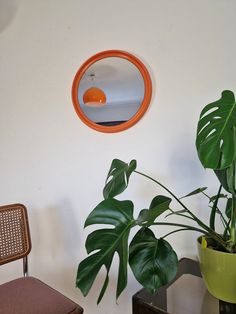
72,50,152,133
78,57,145,126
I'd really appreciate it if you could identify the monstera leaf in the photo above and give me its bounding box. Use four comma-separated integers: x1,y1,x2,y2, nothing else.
103,159,136,199
129,228,178,293
137,195,172,227
76,198,135,303
196,90,236,169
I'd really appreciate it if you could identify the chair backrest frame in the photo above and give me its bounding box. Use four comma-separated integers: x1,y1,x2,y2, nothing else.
0,203,31,270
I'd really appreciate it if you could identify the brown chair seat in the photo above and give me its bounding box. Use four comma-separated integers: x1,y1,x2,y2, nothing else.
0,277,83,314
0,204,84,314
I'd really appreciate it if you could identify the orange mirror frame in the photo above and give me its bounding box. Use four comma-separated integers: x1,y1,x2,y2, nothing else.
71,50,152,133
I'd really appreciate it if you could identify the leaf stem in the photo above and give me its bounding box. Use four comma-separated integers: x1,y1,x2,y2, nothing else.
201,188,228,228
209,185,222,231
152,222,230,251
230,188,236,245
152,222,209,235
134,170,221,237
166,209,195,221
229,128,236,247
162,228,201,239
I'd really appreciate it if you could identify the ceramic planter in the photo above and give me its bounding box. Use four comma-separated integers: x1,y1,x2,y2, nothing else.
198,237,236,303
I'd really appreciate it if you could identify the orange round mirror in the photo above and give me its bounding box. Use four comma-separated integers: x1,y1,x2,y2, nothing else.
71,50,152,133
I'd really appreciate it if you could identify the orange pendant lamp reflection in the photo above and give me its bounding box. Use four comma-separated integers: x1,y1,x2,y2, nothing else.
83,74,106,107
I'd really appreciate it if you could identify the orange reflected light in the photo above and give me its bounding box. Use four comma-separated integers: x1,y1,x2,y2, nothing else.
83,87,106,107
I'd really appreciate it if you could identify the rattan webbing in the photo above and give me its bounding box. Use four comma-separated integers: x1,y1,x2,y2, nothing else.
0,204,31,265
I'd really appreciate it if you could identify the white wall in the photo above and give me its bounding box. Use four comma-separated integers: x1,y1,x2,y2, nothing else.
0,0,236,313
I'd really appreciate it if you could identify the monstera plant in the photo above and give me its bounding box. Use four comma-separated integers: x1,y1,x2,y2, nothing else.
76,90,236,303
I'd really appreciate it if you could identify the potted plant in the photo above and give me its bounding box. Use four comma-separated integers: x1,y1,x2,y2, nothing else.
76,90,236,304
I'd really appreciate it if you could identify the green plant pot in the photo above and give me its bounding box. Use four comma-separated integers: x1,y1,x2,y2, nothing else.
198,237,236,303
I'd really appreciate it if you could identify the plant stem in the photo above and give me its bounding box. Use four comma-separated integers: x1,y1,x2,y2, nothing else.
134,170,221,237
223,218,231,238
230,183,236,245
152,222,207,235
152,222,230,251
166,208,195,221
229,128,236,248
169,213,196,221
201,189,228,228
162,228,201,239
209,185,222,231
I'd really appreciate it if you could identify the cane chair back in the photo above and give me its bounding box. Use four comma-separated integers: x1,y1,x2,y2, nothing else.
0,204,31,266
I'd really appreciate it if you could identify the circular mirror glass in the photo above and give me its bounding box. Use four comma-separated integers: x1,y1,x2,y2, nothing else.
72,50,152,133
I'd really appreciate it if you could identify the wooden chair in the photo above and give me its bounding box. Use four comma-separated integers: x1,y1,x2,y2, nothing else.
0,203,83,314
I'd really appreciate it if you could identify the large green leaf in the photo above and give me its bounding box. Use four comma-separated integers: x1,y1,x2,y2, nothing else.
196,90,236,169
129,228,178,293
137,195,172,226
76,198,135,303
103,159,137,199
